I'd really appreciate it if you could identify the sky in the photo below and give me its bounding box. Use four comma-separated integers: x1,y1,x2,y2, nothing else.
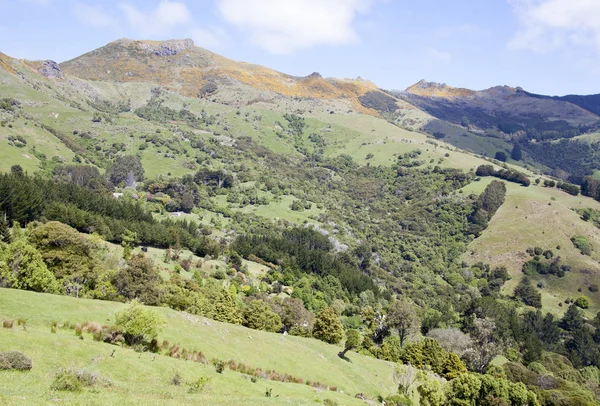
1,0,599,95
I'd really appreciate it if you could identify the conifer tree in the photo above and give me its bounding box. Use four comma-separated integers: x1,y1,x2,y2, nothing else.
560,304,584,332
0,214,10,243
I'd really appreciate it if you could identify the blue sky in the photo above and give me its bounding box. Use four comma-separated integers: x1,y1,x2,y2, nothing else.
1,0,599,95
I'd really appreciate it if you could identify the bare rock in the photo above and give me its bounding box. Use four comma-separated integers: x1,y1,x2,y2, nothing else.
38,60,63,79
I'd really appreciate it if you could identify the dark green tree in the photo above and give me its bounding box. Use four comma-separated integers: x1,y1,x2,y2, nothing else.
495,151,507,162
511,144,523,161
560,304,584,332
0,214,10,243
112,253,162,305
513,277,542,308
10,165,24,177
106,155,144,187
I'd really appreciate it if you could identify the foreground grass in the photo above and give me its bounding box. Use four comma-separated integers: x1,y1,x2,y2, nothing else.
0,289,396,405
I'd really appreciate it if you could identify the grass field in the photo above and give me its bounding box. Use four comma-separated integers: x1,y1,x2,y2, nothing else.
0,289,399,405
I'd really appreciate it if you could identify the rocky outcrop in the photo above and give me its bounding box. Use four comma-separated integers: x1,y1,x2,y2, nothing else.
38,60,63,79
140,39,195,57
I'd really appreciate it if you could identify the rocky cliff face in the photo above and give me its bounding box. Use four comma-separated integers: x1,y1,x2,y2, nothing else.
37,60,64,79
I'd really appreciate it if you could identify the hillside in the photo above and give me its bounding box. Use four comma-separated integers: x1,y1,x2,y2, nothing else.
0,288,395,405
3,38,600,405
59,38,390,116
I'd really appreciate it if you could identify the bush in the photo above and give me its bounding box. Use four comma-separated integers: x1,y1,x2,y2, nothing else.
170,372,183,386
527,362,547,375
384,395,412,406
2,319,14,329
575,296,590,309
187,376,210,393
571,235,593,256
0,351,33,370
115,300,166,345
51,368,110,391
51,370,83,392
213,359,226,373
589,284,599,293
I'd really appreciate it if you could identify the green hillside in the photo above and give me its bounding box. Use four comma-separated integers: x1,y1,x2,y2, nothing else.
0,289,393,405
3,40,600,405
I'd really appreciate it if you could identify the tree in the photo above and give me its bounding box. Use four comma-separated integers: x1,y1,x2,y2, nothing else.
180,191,195,213
106,155,144,187
442,353,468,380
112,253,162,305
0,214,10,243
393,364,418,396
0,238,60,293
560,304,584,331
463,318,504,373
10,165,24,177
386,299,419,348
511,144,523,161
29,221,99,289
212,289,242,324
242,300,282,333
115,299,166,345
275,297,314,336
448,373,482,405
121,229,137,260
514,277,542,308
495,151,507,162
338,329,362,358
313,307,344,344
417,373,446,406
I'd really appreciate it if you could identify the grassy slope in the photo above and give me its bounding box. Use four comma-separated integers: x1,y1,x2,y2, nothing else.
463,180,600,316
0,289,396,405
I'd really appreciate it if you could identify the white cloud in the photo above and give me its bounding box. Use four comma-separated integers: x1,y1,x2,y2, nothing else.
217,0,375,54
73,3,115,28
508,0,600,53
426,47,451,62
119,0,192,37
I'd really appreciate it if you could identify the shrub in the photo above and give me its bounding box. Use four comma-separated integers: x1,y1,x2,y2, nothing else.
2,319,14,329
51,368,110,392
571,235,593,256
589,284,599,293
170,372,183,386
384,394,412,405
575,296,590,309
187,376,209,393
527,362,547,375
115,300,166,345
213,359,226,373
51,371,83,392
0,351,33,370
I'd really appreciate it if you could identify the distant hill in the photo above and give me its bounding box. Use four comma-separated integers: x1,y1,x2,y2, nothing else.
396,80,599,138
